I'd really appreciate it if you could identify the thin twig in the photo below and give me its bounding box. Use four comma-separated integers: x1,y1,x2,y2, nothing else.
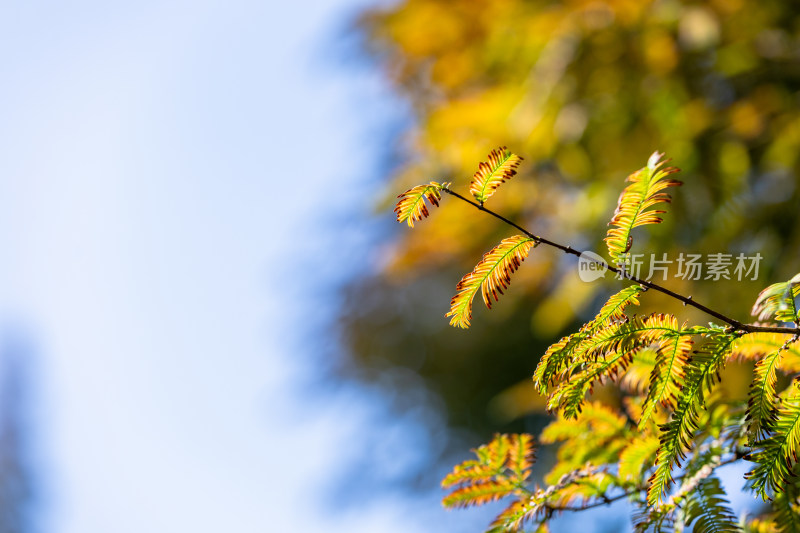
543,454,745,513
441,187,800,336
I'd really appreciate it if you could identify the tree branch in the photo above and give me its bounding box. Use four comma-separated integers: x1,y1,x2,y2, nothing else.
542,453,745,514
441,187,800,336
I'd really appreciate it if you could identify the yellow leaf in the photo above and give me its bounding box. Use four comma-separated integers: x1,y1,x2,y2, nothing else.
469,146,523,204
446,235,536,328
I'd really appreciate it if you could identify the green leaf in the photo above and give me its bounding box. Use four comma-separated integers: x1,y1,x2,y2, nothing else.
684,476,741,533
640,331,694,428
746,387,800,500
546,314,685,418
618,435,660,483
773,491,800,532
533,286,644,393
605,152,681,265
647,332,736,505
746,348,785,442
752,274,800,323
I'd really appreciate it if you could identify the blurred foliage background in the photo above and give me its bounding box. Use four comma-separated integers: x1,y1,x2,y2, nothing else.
339,0,800,489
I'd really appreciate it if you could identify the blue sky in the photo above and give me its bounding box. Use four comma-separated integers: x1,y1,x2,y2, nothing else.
0,0,466,531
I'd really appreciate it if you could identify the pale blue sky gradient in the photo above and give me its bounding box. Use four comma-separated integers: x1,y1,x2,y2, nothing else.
0,1,464,531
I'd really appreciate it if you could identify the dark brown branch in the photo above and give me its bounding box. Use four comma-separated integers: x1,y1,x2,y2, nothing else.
441,187,800,336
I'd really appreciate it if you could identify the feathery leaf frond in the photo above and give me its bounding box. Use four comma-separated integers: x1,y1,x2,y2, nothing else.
732,333,800,373
605,152,681,264
773,491,800,532
640,332,694,428
541,402,630,482
488,466,608,532
574,312,684,361
446,235,536,328
746,387,800,500
507,433,537,481
442,478,517,509
394,181,447,227
547,314,685,418
746,348,785,442
547,314,686,418
533,286,644,393
752,274,800,323
469,147,523,204
541,402,628,444
684,476,741,533
647,332,735,505
489,498,541,533
618,435,660,483
620,347,658,395
442,433,536,509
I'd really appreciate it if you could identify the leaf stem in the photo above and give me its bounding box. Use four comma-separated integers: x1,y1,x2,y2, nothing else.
440,187,800,336
543,453,744,513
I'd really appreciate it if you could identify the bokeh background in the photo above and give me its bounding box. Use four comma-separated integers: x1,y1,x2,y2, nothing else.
1,0,800,532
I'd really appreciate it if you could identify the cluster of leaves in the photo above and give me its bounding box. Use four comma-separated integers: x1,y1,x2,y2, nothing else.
341,2,800,490
395,149,800,531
